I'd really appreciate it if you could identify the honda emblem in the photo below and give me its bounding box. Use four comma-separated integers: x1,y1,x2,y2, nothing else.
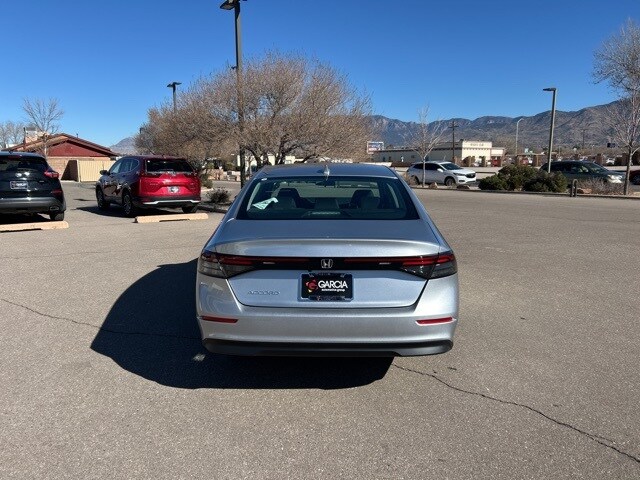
320,259,333,269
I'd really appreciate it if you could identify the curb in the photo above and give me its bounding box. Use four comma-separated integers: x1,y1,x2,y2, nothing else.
135,213,209,223
411,186,640,201
0,221,69,233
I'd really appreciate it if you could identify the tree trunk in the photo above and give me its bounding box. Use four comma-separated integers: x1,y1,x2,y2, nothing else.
624,146,632,195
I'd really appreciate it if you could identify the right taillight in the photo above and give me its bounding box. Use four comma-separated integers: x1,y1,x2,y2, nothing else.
398,252,457,279
344,252,457,279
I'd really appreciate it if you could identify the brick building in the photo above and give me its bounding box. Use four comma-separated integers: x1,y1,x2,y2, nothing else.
5,133,117,180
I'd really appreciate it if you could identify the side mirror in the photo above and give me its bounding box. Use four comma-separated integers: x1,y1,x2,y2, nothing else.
99,170,109,175
437,168,444,172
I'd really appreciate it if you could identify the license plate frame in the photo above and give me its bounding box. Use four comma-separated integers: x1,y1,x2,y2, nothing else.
10,180,28,190
301,273,353,301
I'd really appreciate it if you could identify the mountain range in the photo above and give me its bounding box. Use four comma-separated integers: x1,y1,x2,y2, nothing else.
110,101,621,155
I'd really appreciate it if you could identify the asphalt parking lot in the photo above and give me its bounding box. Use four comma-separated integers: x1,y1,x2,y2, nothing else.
1,181,639,479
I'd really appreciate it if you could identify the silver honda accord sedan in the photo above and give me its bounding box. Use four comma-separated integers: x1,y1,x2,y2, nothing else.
196,163,459,356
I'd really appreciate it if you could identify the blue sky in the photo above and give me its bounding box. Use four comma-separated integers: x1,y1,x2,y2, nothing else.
1,0,638,147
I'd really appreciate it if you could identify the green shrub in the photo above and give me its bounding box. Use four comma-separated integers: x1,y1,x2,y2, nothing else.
200,176,214,189
479,165,542,191
523,171,567,193
498,164,538,190
478,175,509,190
207,188,231,204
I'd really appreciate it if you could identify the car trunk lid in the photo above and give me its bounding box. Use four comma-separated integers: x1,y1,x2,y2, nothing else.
213,219,442,308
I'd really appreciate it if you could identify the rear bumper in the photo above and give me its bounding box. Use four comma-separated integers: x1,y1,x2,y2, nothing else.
134,195,200,208
203,338,453,357
0,196,65,214
196,274,459,357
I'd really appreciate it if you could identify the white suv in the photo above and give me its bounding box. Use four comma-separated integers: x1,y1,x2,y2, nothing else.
406,161,477,187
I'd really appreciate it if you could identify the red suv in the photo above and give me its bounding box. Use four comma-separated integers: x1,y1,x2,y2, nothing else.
96,155,201,217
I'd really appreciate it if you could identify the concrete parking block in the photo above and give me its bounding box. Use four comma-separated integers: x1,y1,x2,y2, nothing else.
134,213,208,223
0,221,69,232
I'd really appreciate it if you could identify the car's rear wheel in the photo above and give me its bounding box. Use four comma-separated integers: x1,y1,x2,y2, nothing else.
122,192,137,217
444,177,456,187
96,188,110,210
50,212,64,221
182,205,198,214
412,176,421,185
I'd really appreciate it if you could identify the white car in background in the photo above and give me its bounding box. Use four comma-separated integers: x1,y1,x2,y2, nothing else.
406,161,477,187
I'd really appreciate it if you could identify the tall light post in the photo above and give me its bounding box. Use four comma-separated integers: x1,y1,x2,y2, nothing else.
543,87,557,173
449,121,458,163
220,0,246,187
515,117,523,163
167,81,181,113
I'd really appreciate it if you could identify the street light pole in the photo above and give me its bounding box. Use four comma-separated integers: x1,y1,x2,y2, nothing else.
515,117,523,163
449,121,458,163
167,82,181,113
543,87,557,173
220,0,246,187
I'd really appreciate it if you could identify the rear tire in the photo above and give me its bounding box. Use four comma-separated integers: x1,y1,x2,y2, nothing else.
412,176,420,185
444,177,456,187
50,212,64,221
122,192,137,217
182,205,198,214
96,188,110,210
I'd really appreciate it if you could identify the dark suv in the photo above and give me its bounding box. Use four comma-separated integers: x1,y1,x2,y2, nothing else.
96,155,201,217
0,151,66,221
540,160,625,184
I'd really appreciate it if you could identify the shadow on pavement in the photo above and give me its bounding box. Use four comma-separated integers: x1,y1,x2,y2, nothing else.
90,259,391,389
0,213,49,224
76,205,189,218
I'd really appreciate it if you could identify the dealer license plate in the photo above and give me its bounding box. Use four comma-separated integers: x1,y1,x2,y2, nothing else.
301,273,353,301
10,181,28,189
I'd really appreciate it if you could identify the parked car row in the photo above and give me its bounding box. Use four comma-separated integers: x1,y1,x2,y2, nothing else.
1,152,204,222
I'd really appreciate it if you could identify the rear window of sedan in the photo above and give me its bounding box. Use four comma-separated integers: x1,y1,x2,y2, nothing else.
237,176,419,220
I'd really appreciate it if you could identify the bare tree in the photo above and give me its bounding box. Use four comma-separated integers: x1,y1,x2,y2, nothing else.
0,120,26,148
135,77,233,171
139,52,373,178
22,98,64,155
606,95,640,185
593,19,640,194
409,106,447,186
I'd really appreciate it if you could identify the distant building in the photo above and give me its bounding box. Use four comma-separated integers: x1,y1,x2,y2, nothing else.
372,140,502,164
371,147,421,164
5,133,117,180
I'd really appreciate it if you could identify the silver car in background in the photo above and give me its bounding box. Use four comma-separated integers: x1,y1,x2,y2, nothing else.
196,163,459,356
406,161,476,186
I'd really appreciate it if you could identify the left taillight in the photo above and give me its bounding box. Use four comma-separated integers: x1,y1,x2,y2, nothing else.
44,170,59,179
197,252,308,278
198,251,255,278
